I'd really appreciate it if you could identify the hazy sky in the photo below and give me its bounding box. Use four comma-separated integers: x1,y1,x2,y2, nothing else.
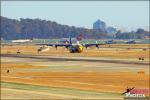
1,1,149,31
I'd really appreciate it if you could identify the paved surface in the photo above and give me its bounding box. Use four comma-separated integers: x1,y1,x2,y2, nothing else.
1,54,149,65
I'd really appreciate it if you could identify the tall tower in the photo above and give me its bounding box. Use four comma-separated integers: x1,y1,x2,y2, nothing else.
93,19,106,31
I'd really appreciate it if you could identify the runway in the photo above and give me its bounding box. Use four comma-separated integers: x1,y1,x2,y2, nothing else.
1,54,149,65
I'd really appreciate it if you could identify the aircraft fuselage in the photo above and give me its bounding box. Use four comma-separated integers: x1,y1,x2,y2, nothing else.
68,44,83,53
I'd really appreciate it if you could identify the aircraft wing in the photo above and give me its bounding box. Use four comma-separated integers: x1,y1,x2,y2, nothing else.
37,43,71,47
82,43,103,48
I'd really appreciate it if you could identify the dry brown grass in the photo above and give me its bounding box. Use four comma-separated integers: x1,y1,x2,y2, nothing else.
2,72,149,93
1,63,47,70
1,44,150,59
1,63,149,93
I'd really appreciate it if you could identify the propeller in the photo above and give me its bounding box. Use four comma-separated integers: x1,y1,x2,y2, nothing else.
95,41,99,49
96,44,100,49
55,45,57,50
85,46,88,50
65,46,69,49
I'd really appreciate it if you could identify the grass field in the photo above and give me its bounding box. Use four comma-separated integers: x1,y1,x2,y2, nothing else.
1,59,149,99
1,82,123,99
1,44,149,99
1,44,150,59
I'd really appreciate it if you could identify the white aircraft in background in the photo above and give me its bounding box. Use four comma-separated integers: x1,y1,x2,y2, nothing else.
11,39,32,43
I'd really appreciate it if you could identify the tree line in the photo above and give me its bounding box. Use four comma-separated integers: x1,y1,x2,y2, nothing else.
0,16,149,40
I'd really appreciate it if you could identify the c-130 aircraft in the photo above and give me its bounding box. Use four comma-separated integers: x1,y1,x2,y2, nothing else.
37,33,103,53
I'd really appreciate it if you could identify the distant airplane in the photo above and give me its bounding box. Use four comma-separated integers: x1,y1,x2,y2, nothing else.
37,33,103,53
105,40,116,44
126,40,136,44
104,40,137,44
12,39,32,43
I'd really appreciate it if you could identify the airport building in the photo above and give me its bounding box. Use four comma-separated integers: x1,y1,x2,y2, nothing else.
93,19,106,31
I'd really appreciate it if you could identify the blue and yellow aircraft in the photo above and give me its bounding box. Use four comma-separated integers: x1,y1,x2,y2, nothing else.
37,33,102,53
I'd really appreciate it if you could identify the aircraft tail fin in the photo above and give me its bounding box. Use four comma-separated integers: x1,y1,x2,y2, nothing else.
69,33,72,44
